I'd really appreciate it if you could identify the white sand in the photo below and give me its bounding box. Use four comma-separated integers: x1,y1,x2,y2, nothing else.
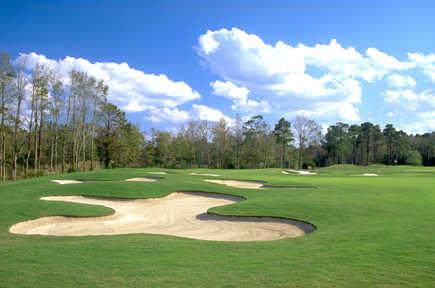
9,192,307,241
147,172,167,175
360,173,379,176
204,179,264,189
125,177,157,182
51,180,83,185
190,173,220,177
282,169,317,175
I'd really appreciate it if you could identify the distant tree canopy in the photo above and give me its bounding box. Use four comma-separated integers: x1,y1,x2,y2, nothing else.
141,116,433,170
0,51,433,182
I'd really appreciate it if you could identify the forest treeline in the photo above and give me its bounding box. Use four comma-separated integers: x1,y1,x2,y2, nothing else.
0,52,434,182
144,115,434,169
0,52,143,182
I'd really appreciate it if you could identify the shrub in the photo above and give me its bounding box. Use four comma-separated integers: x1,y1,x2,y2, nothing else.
404,150,423,166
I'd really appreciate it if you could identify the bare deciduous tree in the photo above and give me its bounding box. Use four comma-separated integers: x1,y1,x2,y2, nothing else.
292,116,321,169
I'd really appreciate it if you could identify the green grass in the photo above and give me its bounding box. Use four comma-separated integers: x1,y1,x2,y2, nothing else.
1,165,434,287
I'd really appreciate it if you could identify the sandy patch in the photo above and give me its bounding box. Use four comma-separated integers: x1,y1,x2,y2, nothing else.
125,177,157,182
205,179,264,189
360,173,378,176
190,173,220,177
9,192,313,241
51,180,83,185
147,172,167,175
282,169,317,175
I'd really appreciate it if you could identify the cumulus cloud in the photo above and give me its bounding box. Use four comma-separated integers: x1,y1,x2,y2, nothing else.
400,119,435,134
366,48,413,73
387,74,416,89
299,42,412,82
146,104,234,125
15,31,435,133
17,52,200,115
383,57,435,133
192,104,234,124
197,28,415,122
146,107,190,123
16,52,238,127
383,88,435,132
210,80,249,100
408,52,435,82
210,80,271,113
286,102,360,122
383,89,434,109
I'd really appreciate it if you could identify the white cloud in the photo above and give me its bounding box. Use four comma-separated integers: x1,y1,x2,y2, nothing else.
147,107,190,123
286,102,360,122
298,42,412,82
418,110,435,119
192,104,234,124
387,74,416,89
16,52,239,126
233,98,271,114
408,52,435,82
197,28,413,122
17,52,200,114
198,28,305,88
366,48,413,72
198,33,221,55
383,89,434,109
400,119,435,134
383,88,435,132
211,80,249,100
210,80,271,113
16,33,434,132
146,104,235,126
414,111,435,133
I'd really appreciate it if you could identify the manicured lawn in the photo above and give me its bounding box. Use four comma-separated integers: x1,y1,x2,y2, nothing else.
1,166,434,287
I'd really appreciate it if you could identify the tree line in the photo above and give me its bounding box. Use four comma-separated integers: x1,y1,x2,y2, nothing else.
143,116,434,169
1,52,434,182
0,52,143,182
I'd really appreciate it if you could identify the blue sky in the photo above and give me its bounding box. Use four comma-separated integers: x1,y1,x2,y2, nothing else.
1,0,434,133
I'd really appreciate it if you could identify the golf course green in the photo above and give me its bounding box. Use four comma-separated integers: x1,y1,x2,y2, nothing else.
1,165,434,287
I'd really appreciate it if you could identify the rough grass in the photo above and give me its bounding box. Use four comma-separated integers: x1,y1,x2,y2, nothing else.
1,165,434,287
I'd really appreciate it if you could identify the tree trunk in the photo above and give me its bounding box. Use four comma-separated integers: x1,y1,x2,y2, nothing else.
298,135,303,169
50,128,54,172
82,125,86,171
38,106,44,173
12,94,21,180
61,126,66,173
54,118,58,172
281,143,285,168
366,137,370,165
0,88,5,182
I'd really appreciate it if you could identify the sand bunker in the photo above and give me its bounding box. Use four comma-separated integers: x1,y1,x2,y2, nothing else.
51,180,83,185
9,192,314,241
125,177,157,182
147,172,167,175
190,173,220,177
360,173,378,176
282,169,317,175
205,179,264,189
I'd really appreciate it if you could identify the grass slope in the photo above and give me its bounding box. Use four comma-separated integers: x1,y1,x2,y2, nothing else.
1,166,434,287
